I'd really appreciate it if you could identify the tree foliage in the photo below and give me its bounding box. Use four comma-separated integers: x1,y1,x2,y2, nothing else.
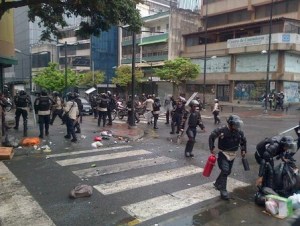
111,65,143,87
78,71,105,87
0,0,142,40
33,63,79,92
154,57,200,93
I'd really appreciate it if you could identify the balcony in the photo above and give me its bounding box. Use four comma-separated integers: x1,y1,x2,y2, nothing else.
122,33,168,46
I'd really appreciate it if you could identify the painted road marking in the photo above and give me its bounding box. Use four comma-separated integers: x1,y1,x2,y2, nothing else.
47,145,132,158
122,178,249,222
94,165,203,195
0,162,55,226
56,149,152,166
73,156,177,178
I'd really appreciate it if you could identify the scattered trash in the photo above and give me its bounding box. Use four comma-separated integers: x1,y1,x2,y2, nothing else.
91,141,103,148
91,164,96,167
81,135,87,139
241,220,246,223
118,137,124,140
94,136,102,141
111,211,116,215
46,156,50,159
288,193,300,209
2,135,19,147
114,141,118,144
49,141,52,145
17,146,22,149
102,136,110,140
187,184,191,186
20,137,41,147
233,202,237,205
69,184,93,199
43,148,52,153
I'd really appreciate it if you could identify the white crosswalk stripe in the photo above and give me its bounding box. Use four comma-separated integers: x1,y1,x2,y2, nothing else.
122,178,249,222
93,165,203,195
56,149,151,166
73,156,176,178
51,145,250,224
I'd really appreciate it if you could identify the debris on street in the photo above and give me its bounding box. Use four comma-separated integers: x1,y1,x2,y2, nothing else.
91,141,103,148
69,184,93,199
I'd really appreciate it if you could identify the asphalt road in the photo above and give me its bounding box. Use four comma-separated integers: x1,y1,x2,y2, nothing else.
2,107,300,226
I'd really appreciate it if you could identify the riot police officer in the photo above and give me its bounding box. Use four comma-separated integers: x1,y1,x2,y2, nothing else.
209,115,247,200
34,90,54,138
180,100,205,157
170,98,185,134
13,90,31,136
107,91,116,126
74,93,83,133
255,135,296,188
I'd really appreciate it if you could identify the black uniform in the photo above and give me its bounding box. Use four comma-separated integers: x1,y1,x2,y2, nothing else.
14,92,31,136
152,98,161,129
97,95,109,127
181,109,205,157
209,123,247,199
170,101,185,134
255,136,288,188
107,94,116,125
34,93,54,138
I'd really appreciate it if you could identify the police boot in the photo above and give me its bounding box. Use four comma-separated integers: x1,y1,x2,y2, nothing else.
184,140,195,157
218,174,229,200
14,120,19,130
23,121,28,137
170,122,175,134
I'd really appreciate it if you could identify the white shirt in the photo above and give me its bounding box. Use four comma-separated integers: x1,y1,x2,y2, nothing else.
64,101,79,120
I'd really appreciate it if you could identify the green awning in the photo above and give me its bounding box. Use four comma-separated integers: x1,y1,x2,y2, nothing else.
139,38,168,46
0,56,18,66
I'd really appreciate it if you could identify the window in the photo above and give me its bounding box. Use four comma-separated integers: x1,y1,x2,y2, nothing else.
157,26,161,31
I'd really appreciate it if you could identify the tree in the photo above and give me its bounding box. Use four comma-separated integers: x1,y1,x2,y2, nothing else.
33,63,79,92
111,65,143,97
78,71,105,87
0,0,142,40
154,57,200,94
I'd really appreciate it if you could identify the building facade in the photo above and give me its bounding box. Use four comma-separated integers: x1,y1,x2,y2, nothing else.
182,0,300,104
120,7,201,98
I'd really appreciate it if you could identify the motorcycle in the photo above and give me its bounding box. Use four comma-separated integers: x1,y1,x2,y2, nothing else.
116,101,128,120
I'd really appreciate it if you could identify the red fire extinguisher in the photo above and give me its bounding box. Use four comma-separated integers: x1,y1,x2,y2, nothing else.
202,154,217,177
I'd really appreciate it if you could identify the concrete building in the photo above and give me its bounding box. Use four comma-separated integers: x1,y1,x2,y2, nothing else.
120,7,201,98
182,0,300,104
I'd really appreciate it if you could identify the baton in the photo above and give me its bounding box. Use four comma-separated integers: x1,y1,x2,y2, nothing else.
278,125,299,135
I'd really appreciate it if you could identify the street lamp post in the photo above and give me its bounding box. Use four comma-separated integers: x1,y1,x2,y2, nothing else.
203,1,209,109
264,0,274,114
130,31,136,127
64,41,67,97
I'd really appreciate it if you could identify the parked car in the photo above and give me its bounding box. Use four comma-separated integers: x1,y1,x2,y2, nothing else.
79,97,93,115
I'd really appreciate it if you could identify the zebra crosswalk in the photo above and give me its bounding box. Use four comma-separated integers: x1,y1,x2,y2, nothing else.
47,145,249,224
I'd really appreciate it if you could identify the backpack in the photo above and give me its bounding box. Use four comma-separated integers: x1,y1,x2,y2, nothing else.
256,137,276,153
37,96,51,111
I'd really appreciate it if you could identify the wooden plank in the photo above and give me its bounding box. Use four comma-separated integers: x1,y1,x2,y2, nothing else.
0,147,14,160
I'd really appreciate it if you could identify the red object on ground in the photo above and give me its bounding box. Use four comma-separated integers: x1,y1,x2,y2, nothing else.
202,154,217,177
94,136,102,141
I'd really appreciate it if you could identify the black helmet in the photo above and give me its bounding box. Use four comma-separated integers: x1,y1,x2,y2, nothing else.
74,92,80,98
227,115,243,130
189,100,199,107
67,92,75,100
280,136,295,151
41,90,48,96
53,91,59,96
19,90,26,96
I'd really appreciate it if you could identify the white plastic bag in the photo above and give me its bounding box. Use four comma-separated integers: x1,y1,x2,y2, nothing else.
288,194,300,209
266,200,279,215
